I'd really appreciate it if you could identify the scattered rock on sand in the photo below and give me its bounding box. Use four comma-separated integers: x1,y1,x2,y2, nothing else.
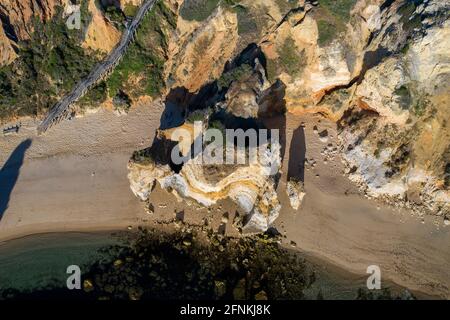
318,129,329,143
286,178,306,210
221,212,229,224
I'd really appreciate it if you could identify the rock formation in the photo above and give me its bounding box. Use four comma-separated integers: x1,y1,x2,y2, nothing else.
128,55,284,233
126,0,449,229
286,178,305,211
1,0,448,227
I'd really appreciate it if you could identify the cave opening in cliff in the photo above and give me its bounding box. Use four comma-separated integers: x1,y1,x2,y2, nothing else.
169,157,184,174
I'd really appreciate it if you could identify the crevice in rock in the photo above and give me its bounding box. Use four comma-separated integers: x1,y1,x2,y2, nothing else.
0,10,18,42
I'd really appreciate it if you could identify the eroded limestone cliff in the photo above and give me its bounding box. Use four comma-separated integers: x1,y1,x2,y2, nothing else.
1,0,449,229
127,0,449,231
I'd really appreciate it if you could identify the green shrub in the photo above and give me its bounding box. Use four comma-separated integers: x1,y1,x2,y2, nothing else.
317,19,336,46
123,3,139,17
412,95,429,117
106,1,175,99
318,0,356,22
275,0,300,15
217,63,252,90
398,2,422,33
105,6,126,27
180,0,220,21
314,0,356,46
186,109,208,123
278,36,304,76
112,90,132,111
445,163,450,188
79,82,107,107
263,37,304,81
394,85,412,110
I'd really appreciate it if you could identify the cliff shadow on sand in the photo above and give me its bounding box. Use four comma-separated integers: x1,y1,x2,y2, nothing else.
288,125,306,183
0,139,32,220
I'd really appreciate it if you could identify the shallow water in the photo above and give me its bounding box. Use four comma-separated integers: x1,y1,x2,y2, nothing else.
0,232,118,291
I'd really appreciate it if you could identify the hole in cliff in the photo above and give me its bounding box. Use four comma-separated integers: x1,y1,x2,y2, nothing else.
208,111,271,148
163,85,223,129
223,43,267,72
337,107,380,130
169,157,184,174
0,13,18,43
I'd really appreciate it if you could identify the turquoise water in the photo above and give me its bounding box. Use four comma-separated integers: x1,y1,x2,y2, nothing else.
0,232,118,291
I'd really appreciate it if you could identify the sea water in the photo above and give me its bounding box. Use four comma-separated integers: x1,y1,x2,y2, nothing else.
0,232,118,291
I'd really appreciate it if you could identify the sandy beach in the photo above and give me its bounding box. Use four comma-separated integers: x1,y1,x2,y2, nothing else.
0,102,164,241
0,103,449,298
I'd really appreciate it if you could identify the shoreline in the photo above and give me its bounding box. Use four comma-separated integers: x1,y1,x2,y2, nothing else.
0,227,440,300
0,223,133,245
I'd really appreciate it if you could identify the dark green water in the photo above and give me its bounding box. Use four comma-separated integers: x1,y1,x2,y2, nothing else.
0,232,118,291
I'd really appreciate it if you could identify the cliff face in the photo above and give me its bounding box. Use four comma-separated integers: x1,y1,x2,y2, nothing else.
0,0,125,66
0,0,73,66
0,25,17,66
128,56,284,233
126,0,449,230
128,135,282,233
1,0,448,227
81,0,121,54
165,5,239,92
0,0,174,120
0,0,68,40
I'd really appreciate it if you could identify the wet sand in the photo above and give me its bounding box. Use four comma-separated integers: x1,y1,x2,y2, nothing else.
0,105,449,298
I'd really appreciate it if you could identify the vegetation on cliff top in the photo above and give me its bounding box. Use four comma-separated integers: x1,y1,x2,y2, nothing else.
106,1,176,101
318,0,356,21
0,0,98,120
316,0,357,46
217,63,252,90
266,36,305,81
0,0,177,120
180,0,221,21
